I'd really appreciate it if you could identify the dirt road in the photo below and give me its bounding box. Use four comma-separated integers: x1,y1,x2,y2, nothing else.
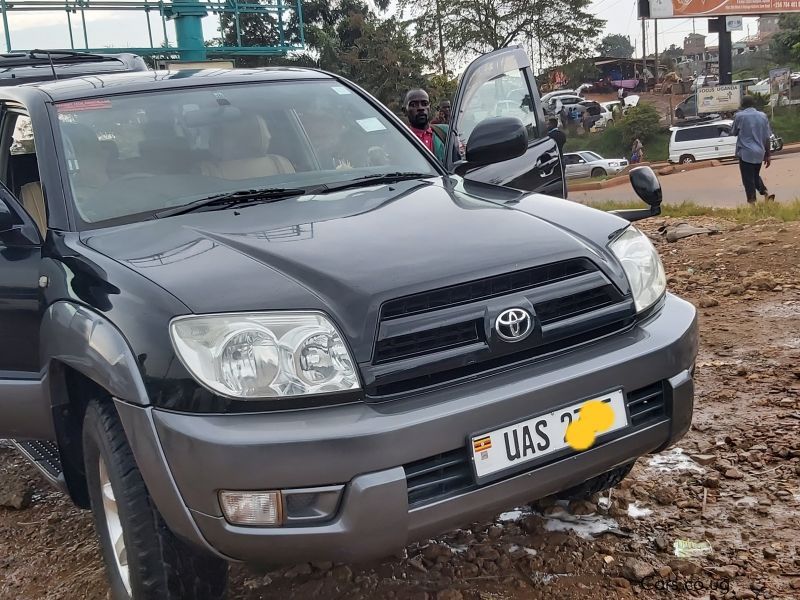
2,218,800,600
569,153,800,207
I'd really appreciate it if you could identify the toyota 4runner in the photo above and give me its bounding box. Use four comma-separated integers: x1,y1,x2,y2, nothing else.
0,47,697,599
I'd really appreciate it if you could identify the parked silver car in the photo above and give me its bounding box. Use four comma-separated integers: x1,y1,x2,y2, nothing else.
564,151,629,179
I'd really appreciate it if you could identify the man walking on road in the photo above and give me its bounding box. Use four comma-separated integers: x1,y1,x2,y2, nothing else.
732,95,775,204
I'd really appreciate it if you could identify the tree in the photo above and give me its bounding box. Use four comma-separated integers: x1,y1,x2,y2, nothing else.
770,14,800,65
400,0,604,73
621,103,662,145
597,34,634,59
660,43,683,69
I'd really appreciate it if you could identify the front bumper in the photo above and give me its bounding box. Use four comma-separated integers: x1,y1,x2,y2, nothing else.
117,293,697,564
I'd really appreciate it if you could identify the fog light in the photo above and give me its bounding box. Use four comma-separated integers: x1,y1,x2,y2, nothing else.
219,491,282,526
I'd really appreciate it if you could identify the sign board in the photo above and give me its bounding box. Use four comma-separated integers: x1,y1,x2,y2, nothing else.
769,67,792,107
697,85,741,113
648,0,800,18
726,16,743,31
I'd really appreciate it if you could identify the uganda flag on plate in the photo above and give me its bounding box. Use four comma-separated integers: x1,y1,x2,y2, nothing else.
473,435,492,453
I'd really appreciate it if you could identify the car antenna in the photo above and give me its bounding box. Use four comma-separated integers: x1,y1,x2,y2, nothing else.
30,49,59,80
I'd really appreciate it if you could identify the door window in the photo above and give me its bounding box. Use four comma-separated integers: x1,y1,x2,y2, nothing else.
2,111,45,233
454,55,540,150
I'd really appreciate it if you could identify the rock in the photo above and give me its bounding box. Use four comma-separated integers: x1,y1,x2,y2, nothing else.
0,482,33,510
735,591,756,599
407,557,428,574
283,563,312,578
699,296,719,308
763,548,778,560
669,559,702,575
790,579,800,590
704,475,721,488
487,525,503,540
611,577,632,589
476,546,500,561
569,499,596,516
311,561,333,572
654,536,670,552
711,565,739,579
657,566,673,578
728,284,746,295
436,591,463,600
652,486,677,505
331,565,353,582
730,245,752,255
621,558,655,582
422,544,453,562
691,454,717,466
724,468,745,479
743,272,776,291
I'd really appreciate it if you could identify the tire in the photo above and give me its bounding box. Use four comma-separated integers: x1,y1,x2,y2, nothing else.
591,167,607,178
557,461,636,501
680,155,695,164
83,400,228,600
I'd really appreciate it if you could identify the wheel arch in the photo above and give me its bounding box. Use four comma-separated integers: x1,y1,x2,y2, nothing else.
42,301,151,507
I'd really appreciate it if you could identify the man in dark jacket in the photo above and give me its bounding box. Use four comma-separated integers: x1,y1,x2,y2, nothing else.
547,118,566,153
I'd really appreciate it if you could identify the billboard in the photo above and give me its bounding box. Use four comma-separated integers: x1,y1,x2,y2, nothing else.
648,0,800,18
697,85,742,113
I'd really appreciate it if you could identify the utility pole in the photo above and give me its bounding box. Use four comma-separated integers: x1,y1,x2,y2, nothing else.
641,18,647,85
654,19,659,81
717,16,732,84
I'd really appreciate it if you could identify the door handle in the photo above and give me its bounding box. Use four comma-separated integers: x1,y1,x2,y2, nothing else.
535,155,560,177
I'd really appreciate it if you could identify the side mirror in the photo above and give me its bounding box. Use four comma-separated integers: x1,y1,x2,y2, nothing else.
610,166,663,222
0,200,18,232
455,117,527,175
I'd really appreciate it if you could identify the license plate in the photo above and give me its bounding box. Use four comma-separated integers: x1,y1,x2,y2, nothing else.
470,390,628,479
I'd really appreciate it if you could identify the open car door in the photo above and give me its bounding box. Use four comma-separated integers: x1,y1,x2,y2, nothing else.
445,46,565,198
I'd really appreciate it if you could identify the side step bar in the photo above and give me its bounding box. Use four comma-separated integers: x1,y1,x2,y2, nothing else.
11,439,66,488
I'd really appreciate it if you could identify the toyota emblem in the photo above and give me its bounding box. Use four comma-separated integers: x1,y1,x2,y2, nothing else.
495,308,533,342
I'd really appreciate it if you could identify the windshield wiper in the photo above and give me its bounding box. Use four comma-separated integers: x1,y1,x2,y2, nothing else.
154,187,307,219
309,172,433,194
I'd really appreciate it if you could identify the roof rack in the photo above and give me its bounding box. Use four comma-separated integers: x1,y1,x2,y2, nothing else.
0,50,124,69
671,114,725,128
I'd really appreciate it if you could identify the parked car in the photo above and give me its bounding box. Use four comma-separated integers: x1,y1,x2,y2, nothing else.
747,78,770,96
675,95,698,120
545,93,584,116
564,151,629,178
0,50,147,86
0,45,697,599
669,119,736,163
669,119,783,163
591,102,615,129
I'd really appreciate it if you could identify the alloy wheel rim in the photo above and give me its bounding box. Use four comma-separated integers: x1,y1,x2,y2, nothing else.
99,457,132,595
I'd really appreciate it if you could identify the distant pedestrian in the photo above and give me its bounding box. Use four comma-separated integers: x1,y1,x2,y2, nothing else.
732,95,775,204
631,137,644,163
547,118,566,153
617,87,624,101
559,105,569,129
431,100,451,125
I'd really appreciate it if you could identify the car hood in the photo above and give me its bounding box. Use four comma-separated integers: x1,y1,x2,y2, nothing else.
81,178,621,362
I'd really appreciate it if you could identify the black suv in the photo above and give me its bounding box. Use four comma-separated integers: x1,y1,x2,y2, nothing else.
0,46,696,599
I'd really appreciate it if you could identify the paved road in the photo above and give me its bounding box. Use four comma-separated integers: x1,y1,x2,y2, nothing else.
568,152,800,207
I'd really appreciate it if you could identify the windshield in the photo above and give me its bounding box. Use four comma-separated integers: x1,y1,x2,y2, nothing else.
55,80,438,225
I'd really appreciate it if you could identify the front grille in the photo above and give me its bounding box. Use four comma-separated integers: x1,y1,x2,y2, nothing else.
373,319,482,364
405,448,474,508
381,259,594,320
626,381,666,426
535,286,618,324
404,382,667,507
369,258,634,398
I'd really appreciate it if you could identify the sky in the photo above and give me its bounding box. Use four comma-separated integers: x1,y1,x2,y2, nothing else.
0,2,763,61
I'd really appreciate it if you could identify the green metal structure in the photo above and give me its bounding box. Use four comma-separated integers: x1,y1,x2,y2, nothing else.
0,1,305,60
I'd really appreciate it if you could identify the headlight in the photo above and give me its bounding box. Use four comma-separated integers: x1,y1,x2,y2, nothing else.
609,226,666,313
169,312,360,399
608,161,619,167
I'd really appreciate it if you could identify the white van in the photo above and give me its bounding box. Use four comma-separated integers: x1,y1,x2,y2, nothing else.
668,119,737,164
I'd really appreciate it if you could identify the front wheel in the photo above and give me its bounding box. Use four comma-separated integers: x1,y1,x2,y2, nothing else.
680,154,695,164
83,400,228,600
591,167,607,178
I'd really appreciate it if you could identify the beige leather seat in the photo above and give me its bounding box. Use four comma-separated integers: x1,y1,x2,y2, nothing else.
201,113,295,181
20,182,46,235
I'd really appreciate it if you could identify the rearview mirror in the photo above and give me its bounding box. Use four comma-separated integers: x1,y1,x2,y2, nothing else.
609,166,663,222
454,117,527,175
